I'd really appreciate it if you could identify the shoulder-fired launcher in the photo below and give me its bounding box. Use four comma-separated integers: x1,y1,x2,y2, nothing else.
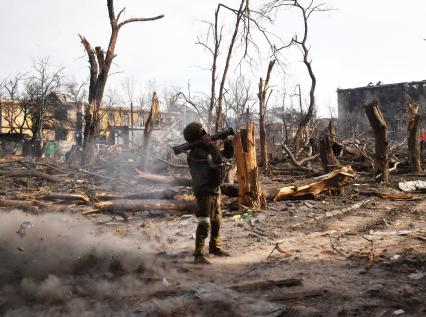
172,128,234,155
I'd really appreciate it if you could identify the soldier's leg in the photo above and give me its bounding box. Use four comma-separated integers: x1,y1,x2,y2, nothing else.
194,195,211,259
209,194,229,256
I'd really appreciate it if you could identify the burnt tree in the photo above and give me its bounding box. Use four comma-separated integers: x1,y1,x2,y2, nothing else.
257,59,275,168
319,133,339,173
406,102,423,172
265,0,328,150
364,100,389,182
141,92,159,170
79,0,164,165
234,120,265,208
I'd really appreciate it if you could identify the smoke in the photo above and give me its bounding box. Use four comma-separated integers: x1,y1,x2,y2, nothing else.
0,209,179,316
0,209,285,317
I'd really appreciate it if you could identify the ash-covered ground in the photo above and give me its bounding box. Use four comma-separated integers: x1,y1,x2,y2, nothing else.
1,189,425,317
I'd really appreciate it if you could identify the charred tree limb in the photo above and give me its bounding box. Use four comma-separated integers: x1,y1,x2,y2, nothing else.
95,199,196,213
282,143,316,173
142,92,159,170
0,170,63,183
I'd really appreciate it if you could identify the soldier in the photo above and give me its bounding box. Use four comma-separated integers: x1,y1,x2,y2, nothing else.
183,122,234,264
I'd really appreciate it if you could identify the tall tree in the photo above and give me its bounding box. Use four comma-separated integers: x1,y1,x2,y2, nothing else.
79,0,164,164
26,58,64,156
264,0,328,150
257,60,275,168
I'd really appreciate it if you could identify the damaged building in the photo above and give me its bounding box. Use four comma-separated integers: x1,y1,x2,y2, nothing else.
337,80,426,140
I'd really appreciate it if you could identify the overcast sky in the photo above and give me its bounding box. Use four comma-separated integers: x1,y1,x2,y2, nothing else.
0,0,425,116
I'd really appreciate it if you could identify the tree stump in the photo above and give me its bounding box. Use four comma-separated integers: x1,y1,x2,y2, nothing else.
319,133,340,173
406,102,423,173
364,100,389,182
234,121,265,208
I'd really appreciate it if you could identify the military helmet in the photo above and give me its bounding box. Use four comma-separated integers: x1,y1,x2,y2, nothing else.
183,122,205,142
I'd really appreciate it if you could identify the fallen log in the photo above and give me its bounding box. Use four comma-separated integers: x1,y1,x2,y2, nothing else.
269,289,327,301
229,278,302,291
134,170,239,197
273,166,355,201
136,170,192,186
94,199,196,213
95,189,179,200
43,192,91,204
0,197,52,209
0,170,63,183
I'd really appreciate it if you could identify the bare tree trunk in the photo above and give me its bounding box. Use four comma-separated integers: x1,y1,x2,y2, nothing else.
258,60,275,168
328,119,336,141
207,6,221,133
406,102,423,172
319,134,339,173
364,100,389,182
234,121,264,208
141,92,159,170
215,0,247,132
80,0,164,165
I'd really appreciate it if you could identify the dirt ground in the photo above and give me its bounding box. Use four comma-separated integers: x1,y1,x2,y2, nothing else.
0,165,425,317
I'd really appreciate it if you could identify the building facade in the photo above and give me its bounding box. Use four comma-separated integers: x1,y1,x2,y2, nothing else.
337,80,426,141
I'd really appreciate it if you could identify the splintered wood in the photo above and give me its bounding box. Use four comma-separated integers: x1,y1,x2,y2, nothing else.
234,121,265,208
273,166,355,201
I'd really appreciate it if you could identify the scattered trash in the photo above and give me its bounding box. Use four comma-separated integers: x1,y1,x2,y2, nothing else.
390,254,401,262
408,271,426,280
232,214,241,221
393,309,404,315
241,212,252,221
16,221,33,238
162,277,170,287
399,180,426,193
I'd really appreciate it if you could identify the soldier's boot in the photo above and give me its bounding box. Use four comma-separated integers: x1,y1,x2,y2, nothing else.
194,221,211,265
209,221,230,257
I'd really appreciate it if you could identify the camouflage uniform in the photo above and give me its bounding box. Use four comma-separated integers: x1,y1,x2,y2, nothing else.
183,123,233,259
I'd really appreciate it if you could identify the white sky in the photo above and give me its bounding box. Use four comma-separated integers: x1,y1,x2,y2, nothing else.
0,0,425,116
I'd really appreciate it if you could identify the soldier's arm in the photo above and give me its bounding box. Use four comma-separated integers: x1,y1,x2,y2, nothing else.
221,139,234,159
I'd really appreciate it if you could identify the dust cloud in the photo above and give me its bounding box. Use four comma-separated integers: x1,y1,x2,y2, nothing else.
0,209,178,316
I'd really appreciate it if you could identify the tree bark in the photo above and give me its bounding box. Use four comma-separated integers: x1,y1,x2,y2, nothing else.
215,0,247,132
80,1,164,165
258,60,275,168
95,199,196,213
364,100,389,182
319,134,339,173
406,102,423,173
141,92,159,170
234,121,265,208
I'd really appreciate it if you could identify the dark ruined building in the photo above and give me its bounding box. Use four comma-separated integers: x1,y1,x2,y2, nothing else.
337,80,426,141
